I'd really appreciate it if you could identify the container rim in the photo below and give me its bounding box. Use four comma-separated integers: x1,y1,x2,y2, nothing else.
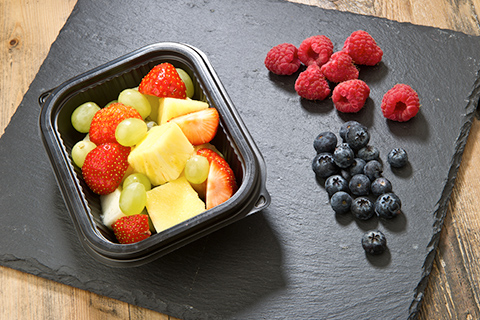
39,42,270,266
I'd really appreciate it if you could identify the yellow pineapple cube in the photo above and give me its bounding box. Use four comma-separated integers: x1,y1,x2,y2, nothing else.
128,122,194,186
158,97,209,124
100,187,126,229
146,175,205,233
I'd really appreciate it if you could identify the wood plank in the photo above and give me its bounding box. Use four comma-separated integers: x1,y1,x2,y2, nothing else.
0,0,76,134
289,0,480,36
420,119,480,319
0,266,172,319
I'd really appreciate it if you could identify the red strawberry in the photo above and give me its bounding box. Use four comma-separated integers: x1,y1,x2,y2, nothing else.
196,148,237,210
342,30,383,66
138,63,187,99
168,108,219,145
89,102,142,145
112,214,151,244
82,142,130,195
320,51,359,83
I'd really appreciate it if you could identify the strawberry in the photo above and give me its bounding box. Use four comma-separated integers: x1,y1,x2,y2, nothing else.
112,214,151,244
196,148,237,209
138,63,187,99
89,102,142,145
82,142,130,195
168,108,219,145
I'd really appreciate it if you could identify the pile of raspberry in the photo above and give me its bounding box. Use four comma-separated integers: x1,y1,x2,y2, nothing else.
264,30,420,122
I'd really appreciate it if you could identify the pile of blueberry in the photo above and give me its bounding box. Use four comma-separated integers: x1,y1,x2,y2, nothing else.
311,121,408,255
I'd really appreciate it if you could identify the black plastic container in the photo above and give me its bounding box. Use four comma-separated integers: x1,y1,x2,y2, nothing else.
39,42,270,267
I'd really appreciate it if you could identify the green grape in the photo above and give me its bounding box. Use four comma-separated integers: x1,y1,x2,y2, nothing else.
184,155,210,184
104,100,117,108
71,102,100,133
115,118,148,147
118,88,151,119
176,68,195,99
144,94,160,122
123,172,152,191
119,182,147,216
71,140,96,168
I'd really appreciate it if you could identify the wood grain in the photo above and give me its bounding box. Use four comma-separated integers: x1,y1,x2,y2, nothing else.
1,0,480,319
290,0,480,36
0,0,74,133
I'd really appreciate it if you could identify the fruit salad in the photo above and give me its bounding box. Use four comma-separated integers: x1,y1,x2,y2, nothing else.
70,62,237,244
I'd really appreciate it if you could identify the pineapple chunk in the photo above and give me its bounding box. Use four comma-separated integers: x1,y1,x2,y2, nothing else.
146,175,205,233
100,187,126,229
158,97,209,124
128,122,194,186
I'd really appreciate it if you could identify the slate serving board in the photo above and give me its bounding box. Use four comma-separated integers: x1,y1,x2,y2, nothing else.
1,0,480,319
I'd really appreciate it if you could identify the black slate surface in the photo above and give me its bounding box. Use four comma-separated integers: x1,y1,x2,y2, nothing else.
1,0,480,319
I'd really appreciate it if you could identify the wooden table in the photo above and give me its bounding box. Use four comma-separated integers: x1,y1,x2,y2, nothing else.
1,0,480,318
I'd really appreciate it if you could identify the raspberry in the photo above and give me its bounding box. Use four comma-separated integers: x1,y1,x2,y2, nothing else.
332,79,370,113
297,35,333,67
342,30,383,66
381,84,420,122
294,64,331,100
264,43,301,75
320,51,359,83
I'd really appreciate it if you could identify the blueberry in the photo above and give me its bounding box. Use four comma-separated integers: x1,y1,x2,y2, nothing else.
333,143,355,168
345,125,370,151
348,174,371,196
340,169,351,181
375,192,402,219
330,191,352,214
312,152,339,179
364,160,383,181
341,158,366,180
361,230,387,255
325,174,349,197
339,121,366,141
387,148,408,168
314,131,337,154
349,158,366,176
371,177,393,197
356,145,380,161
351,197,375,220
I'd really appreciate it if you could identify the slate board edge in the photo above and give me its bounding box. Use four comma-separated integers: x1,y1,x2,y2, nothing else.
408,71,480,318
